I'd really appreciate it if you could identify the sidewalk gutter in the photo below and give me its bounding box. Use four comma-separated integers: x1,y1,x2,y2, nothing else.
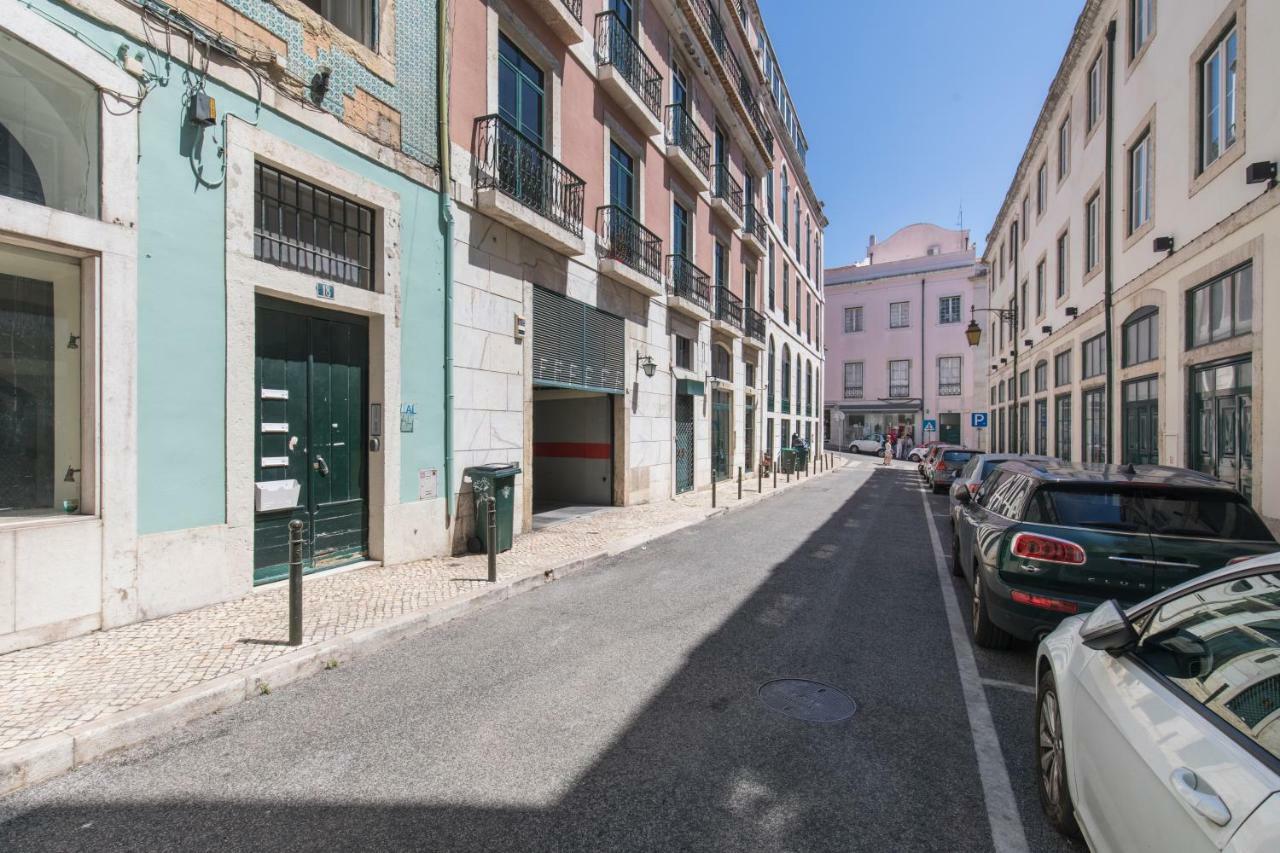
0,462,847,798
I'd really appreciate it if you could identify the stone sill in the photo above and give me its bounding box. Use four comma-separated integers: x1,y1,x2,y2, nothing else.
665,146,710,192
599,258,664,298
476,188,586,257
597,67,662,137
667,295,712,322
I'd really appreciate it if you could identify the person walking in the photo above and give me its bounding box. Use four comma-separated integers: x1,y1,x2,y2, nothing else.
882,432,895,466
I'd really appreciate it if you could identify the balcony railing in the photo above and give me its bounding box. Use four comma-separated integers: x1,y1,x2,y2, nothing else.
473,114,585,237
667,254,711,308
744,305,766,341
597,205,662,282
889,384,911,398
686,0,772,151
744,205,766,244
711,164,743,218
843,387,864,399
594,11,661,118
664,104,710,177
781,397,791,414
560,0,582,21
714,284,743,329
939,383,962,396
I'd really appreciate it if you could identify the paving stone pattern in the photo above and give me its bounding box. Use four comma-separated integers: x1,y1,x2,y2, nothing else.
0,462,845,752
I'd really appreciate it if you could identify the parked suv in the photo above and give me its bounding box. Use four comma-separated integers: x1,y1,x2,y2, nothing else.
952,460,1276,649
929,448,979,494
949,454,1056,528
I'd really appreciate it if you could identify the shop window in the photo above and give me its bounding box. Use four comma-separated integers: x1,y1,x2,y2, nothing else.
1187,263,1251,348
1122,306,1158,366
0,31,99,217
0,243,84,518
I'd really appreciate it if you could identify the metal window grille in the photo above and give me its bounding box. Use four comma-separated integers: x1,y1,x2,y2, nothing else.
255,162,374,290
938,357,961,396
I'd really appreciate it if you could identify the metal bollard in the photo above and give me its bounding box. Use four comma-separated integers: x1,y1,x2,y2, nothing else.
757,464,762,493
737,466,742,500
288,519,303,646
773,460,777,490
711,462,717,508
486,496,498,583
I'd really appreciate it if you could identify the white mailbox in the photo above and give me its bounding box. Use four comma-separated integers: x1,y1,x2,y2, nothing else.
255,479,301,512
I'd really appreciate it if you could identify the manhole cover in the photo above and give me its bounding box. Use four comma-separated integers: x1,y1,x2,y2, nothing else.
758,679,856,723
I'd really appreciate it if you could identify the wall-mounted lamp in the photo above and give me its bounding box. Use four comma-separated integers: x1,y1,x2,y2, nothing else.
1000,358,1008,365
1152,236,1174,255
67,334,80,349
1064,306,1079,317
1246,160,1278,188
1041,325,1053,335
64,465,81,483
1023,339,1033,348
636,353,657,378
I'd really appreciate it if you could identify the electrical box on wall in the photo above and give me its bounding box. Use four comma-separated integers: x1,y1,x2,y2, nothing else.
191,92,217,126
514,314,527,340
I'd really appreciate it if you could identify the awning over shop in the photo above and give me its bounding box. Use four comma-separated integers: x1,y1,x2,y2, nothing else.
832,401,922,415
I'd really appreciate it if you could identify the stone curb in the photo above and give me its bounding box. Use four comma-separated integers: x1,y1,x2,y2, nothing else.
0,460,846,798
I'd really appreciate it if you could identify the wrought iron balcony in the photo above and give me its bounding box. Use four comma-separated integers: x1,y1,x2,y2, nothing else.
939,383,962,396
889,384,911,398
781,398,791,414
711,163,743,220
594,11,661,118
472,114,585,238
713,284,743,330
843,387,864,399
744,305,766,342
664,104,710,178
685,0,772,155
744,205,767,247
667,254,711,309
560,0,582,20
597,205,662,283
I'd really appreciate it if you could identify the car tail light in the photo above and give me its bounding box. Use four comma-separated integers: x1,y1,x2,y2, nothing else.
967,482,980,496
936,462,947,472
1011,590,1079,614
1011,532,1086,565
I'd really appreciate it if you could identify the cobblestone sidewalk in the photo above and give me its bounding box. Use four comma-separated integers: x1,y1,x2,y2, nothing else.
0,459,847,755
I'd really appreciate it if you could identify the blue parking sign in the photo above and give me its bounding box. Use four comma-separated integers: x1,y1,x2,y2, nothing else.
922,419,938,432
971,412,989,429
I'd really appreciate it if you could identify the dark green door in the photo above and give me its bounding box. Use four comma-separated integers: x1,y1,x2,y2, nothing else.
675,394,694,494
255,299,368,583
712,390,731,481
1191,359,1252,499
1122,377,1158,465
939,413,960,445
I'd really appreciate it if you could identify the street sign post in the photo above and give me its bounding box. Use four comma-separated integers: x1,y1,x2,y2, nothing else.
971,412,989,429
922,419,938,432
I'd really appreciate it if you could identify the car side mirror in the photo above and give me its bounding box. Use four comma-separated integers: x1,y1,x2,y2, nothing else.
1079,600,1138,653
955,489,972,505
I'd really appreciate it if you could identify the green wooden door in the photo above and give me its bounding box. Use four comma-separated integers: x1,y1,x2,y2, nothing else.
254,299,368,583
712,390,731,481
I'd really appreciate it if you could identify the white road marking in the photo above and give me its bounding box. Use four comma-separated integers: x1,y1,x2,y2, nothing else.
982,678,1036,696
919,484,1031,853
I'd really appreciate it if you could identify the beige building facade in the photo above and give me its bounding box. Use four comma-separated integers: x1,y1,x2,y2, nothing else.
984,0,1280,530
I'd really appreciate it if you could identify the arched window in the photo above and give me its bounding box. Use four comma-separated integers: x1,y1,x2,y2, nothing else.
781,344,791,408
1034,359,1048,393
1122,306,1158,366
0,31,100,216
805,363,813,415
712,343,733,381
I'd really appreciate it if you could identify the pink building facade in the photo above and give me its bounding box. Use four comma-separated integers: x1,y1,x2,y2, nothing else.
823,224,989,449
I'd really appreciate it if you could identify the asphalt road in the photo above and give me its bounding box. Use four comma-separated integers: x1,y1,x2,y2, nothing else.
0,461,1086,852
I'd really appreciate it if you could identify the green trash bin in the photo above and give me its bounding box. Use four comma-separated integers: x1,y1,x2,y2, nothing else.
467,463,521,553
779,448,797,475
795,444,809,470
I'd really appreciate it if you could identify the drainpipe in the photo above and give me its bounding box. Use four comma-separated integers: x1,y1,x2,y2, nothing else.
920,277,925,444
1011,221,1019,454
1103,19,1117,464
438,0,456,521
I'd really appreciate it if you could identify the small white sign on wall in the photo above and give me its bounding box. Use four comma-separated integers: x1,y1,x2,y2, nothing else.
418,468,438,500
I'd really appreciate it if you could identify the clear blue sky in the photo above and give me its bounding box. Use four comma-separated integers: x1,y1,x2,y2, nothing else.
758,0,1084,267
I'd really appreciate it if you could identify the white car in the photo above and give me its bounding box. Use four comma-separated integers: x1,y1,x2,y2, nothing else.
1036,555,1280,852
847,434,885,455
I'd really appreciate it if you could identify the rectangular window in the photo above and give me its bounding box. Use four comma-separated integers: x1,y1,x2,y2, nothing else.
1035,260,1046,318
844,305,863,333
1123,308,1158,366
255,162,375,290
1199,25,1239,172
1034,361,1048,393
609,141,636,212
1083,387,1105,463
843,362,864,399
1128,130,1151,233
768,243,775,309
672,200,690,257
0,244,84,518
675,334,692,369
939,295,961,324
1085,193,1101,272
1055,350,1072,386
1021,196,1029,243
1056,232,1069,299
1019,369,1030,397
888,360,910,398
782,264,789,322
1082,333,1106,378
1058,116,1071,180
1020,280,1028,330
745,361,756,387
1037,163,1048,215
1087,54,1104,132
714,241,728,290
889,301,910,329
1130,0,1154,60
303,0,376,49
938,356,961,396
1187,263,1252,348
1055,394,1073,461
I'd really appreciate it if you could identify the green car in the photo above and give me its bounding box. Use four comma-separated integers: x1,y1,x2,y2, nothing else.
952,460,1277,649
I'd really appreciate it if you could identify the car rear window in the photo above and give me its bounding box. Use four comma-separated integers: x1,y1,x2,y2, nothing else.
942,451,974,465
1024,486,1275,540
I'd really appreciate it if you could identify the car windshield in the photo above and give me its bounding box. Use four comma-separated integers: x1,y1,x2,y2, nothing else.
942,451,974,465
1026,486,1275,540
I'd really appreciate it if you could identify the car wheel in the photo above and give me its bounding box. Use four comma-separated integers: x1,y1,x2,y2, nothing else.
971,567,1013,650
1036,670,1082,839
950,536,963,577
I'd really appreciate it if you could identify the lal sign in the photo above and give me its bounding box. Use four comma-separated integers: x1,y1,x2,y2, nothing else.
971,412,989,429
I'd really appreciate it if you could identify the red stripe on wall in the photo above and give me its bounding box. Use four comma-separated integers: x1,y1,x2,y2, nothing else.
534,442,613,460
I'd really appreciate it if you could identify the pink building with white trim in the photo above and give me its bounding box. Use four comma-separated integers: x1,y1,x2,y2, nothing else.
823,224,989,449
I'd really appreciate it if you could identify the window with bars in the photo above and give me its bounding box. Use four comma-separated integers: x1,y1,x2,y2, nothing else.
938,356,961,396
888,360,910,398
889,301,910,328
255,162,375,290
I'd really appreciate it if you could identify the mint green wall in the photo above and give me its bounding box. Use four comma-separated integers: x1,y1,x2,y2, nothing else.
29,2,446,534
